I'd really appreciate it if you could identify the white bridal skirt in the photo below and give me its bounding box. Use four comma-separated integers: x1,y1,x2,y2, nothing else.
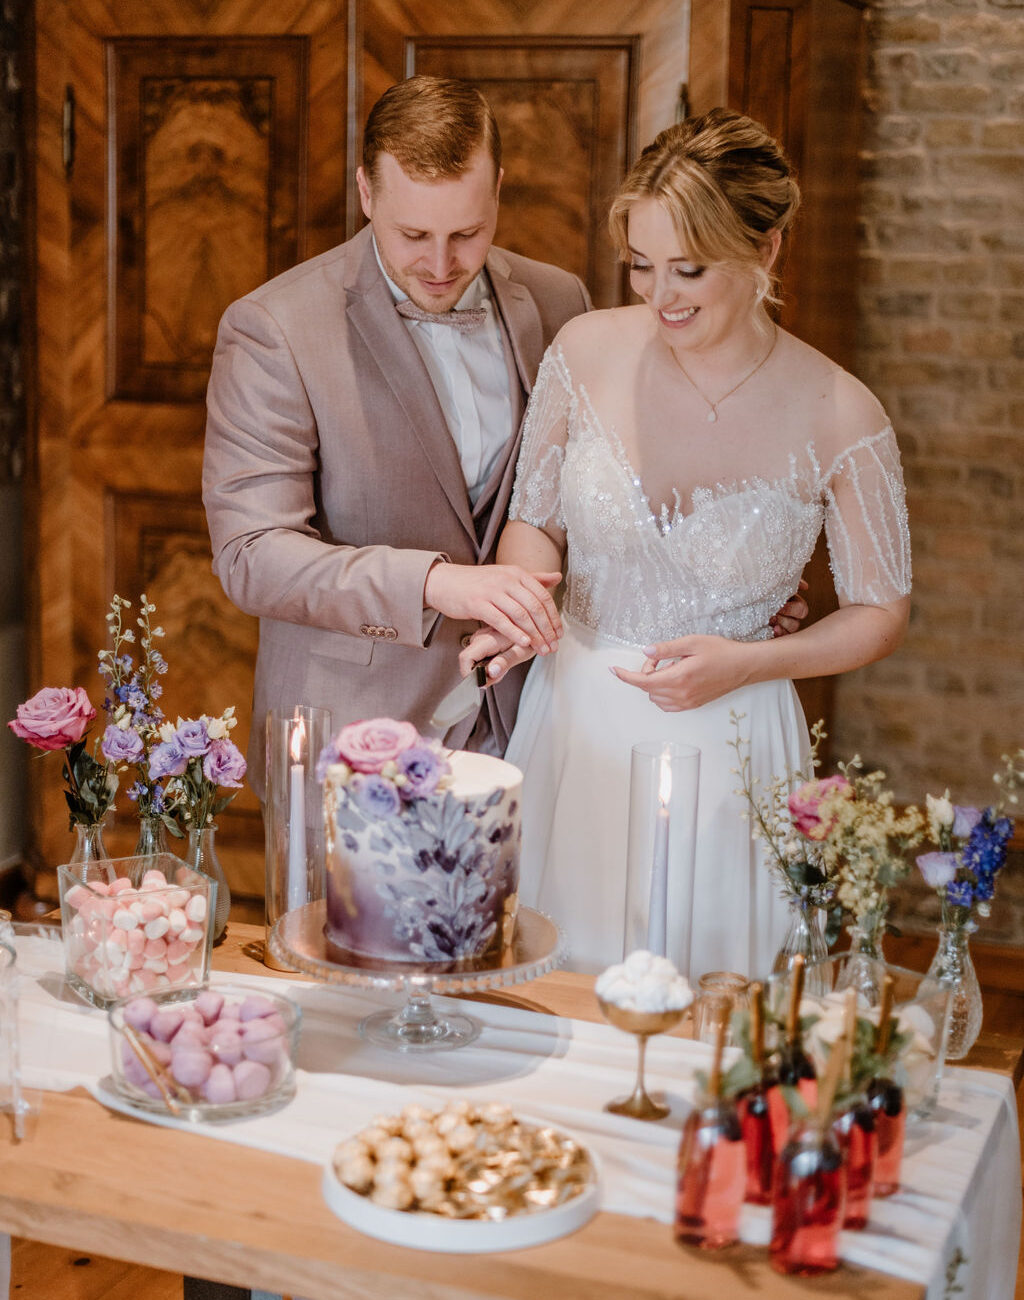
505,617,808,980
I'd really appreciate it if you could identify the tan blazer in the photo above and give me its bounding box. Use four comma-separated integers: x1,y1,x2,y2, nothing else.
203,226,591,795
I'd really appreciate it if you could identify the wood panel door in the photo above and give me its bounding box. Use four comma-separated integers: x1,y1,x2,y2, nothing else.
355,0,692,308
27,0,347,899
690,0,868,740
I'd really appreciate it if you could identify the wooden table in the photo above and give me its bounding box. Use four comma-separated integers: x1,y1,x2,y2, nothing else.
4,922,1016,1300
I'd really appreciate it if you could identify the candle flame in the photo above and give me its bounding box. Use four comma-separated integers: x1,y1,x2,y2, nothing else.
290,716,306,764
658,750,672,806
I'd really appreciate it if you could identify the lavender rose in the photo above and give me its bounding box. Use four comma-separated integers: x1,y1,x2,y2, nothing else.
101,724,145,765
917,850,959,889
788,774,854,841
176,717,210,756
203,739,247,788
335,718,419,774
149,737,189,780
353,773,401,818
9,686,96,752
396,745,448,799
952,806,982,839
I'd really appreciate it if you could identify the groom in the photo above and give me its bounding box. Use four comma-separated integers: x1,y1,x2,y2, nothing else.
203,75,590,796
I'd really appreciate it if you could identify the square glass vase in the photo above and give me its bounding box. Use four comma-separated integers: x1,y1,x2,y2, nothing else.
764,954,951,1118
58,853,216,1010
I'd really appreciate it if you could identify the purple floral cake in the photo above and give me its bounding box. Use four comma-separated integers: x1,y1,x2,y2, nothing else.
319,719,521,963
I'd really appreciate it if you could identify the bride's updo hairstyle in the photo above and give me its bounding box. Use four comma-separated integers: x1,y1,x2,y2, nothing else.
609,108,801,307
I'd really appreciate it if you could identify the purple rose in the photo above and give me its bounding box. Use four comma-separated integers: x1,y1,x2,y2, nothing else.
101,724,145,764
202,739,247,788
917,851,959,889
316,739,344,783
149,738,189,780
9,686,96,752
396,745,447,799
952,806,982,838
353,773,401,818
334,718,419,773
176,717,210,756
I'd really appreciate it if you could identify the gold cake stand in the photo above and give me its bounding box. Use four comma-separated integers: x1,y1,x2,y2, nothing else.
269,901,564,1052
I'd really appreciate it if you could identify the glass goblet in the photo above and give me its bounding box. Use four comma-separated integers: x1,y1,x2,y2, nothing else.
597,997,686,1121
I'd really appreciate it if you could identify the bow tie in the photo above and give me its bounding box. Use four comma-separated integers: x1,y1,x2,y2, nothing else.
396,300,487,333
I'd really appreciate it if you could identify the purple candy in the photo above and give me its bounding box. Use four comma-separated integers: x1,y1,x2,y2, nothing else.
194,989,224,1026
122,997,158,1034
171,1047,213,1089
201,1062,237,1105
149,1006,186,1043
233,1059,272,1100
240,1018,284,1066
239,995,276,1023
208,1025,244,1066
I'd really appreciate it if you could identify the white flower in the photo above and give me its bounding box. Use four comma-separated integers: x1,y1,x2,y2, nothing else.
206,715,230,740
926,792,955,840
159,720,176,743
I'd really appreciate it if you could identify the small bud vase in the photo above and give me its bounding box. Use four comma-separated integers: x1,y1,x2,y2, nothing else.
926,908,983,1061
67,820,111,873
772,899,830,996
836,909,886,1006
185,823,230,945
133,811,172,860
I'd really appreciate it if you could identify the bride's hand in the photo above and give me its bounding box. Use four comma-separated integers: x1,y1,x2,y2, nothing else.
611,636,755,711
457,627,540,685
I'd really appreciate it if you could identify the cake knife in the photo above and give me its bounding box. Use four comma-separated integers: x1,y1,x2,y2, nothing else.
429,663,489,735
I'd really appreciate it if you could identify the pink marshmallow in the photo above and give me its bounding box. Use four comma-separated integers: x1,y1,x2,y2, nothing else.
149,1005,186,1042
144,915,170,940
122,997,158,1033
64,883,92,909
194,989,224,1025
233,1059,272,1100
239,995,276,1023
171,1047,213,1089
166,888,190,910
143,957,169,974
184,895,207,923
201,1063,237,1105
112,908,139,931
85,879,111,896
126,929,147,954
208,1026,244,1067
180,925,204,945
164,938,190,964
218,1001,241,1021
108,877,135,895
140,869,169,889
168,909,188,935
241,1018,285,1065
144,937,168,958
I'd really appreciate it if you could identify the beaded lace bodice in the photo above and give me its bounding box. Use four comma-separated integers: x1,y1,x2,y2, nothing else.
509,346,912,647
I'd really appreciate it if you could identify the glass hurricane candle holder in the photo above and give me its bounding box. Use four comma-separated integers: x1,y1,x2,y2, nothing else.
770,1120,846,1276
675,1099,746,1250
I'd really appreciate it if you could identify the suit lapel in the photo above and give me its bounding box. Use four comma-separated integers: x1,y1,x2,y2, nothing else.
487,248,546,398
344,230,476,545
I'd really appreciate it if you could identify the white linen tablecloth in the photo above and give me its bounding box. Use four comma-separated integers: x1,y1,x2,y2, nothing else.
11,929,1021,1299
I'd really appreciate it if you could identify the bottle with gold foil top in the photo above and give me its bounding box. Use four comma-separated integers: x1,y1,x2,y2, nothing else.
770,989,852,1276
868,974,905,1197
738,982,787,1204
675,1008,747,1249
830,989,877,1230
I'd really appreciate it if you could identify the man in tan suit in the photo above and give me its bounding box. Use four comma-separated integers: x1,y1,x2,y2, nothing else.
203,77,590,795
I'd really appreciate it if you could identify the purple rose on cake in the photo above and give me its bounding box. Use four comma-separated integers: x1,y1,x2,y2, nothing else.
396,745,446,799
353,773,402,819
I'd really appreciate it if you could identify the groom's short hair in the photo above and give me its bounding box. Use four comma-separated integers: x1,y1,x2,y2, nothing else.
362,76,502,187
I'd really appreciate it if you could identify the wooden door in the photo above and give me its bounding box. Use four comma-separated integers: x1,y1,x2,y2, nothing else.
27,0,347,899
355,1,692,308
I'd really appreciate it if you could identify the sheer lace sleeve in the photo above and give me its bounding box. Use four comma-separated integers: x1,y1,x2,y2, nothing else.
824,426,912,606
508,346,574,531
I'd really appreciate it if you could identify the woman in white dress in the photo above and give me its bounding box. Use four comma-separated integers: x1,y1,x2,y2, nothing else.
461,109,912,978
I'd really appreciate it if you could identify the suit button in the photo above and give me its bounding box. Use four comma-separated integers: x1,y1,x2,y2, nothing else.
384,627,398,640
359,624,371,637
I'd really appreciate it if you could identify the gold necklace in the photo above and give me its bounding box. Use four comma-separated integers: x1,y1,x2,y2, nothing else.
669,326,779,423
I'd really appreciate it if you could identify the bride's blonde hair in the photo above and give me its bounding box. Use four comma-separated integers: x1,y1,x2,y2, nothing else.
609,108,800,307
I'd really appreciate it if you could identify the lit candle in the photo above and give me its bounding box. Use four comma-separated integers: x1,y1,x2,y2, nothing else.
287,717,307,911
647,749,671,954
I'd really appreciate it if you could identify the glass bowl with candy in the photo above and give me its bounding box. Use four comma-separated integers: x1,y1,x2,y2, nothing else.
107,982,301,1121
59,853,216,1010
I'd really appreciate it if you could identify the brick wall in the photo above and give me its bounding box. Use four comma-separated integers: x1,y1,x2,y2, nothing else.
833,0,1024,806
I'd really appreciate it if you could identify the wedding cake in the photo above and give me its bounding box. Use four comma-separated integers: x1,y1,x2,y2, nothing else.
320,719,521,963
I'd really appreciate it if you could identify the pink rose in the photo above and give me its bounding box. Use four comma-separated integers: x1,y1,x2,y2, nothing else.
9,686,96,752
334,718,419,773
788,774,854,840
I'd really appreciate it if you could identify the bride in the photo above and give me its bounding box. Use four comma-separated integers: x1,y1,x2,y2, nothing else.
461,109,911,978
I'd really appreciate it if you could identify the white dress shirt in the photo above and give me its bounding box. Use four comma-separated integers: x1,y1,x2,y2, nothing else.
374,239,515,504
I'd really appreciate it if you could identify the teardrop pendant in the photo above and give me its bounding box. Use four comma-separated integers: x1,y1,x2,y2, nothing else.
707,408,718,423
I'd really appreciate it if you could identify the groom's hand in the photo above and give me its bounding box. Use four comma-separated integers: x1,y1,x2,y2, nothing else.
770,578,810,637
425,563,562,655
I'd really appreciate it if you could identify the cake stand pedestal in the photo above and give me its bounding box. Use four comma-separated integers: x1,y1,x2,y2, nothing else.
269,902,564,1052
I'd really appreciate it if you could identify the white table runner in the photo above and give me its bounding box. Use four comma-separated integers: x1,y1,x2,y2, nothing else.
12,930,1021,1299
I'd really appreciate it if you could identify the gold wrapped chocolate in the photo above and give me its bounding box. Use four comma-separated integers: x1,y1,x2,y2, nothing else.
334,1101,594,1220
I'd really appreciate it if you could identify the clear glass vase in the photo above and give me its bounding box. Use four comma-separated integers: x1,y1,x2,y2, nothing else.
772,899,830,996
926,908,983,1061
133,812,172,859
185,823,230,945
66,820,111,875
836,909,886,1006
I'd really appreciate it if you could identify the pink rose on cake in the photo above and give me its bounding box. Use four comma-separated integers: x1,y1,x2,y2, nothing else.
317,718,450,802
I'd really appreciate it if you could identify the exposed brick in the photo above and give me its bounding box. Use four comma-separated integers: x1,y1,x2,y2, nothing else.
900,82,995,113
875,15,943,41
871,289,933,317
874,219,975,253
924,118,976,148
871,114,924,147
957,327,1014,359
920,48,986,80
999,295,1024,322
952,395,1009,426
981,120,1024,149
940,258,989,286
896,391,954,423
935,290,995,319
902,325,954,353
935,152,1024,186
861,150,927,183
